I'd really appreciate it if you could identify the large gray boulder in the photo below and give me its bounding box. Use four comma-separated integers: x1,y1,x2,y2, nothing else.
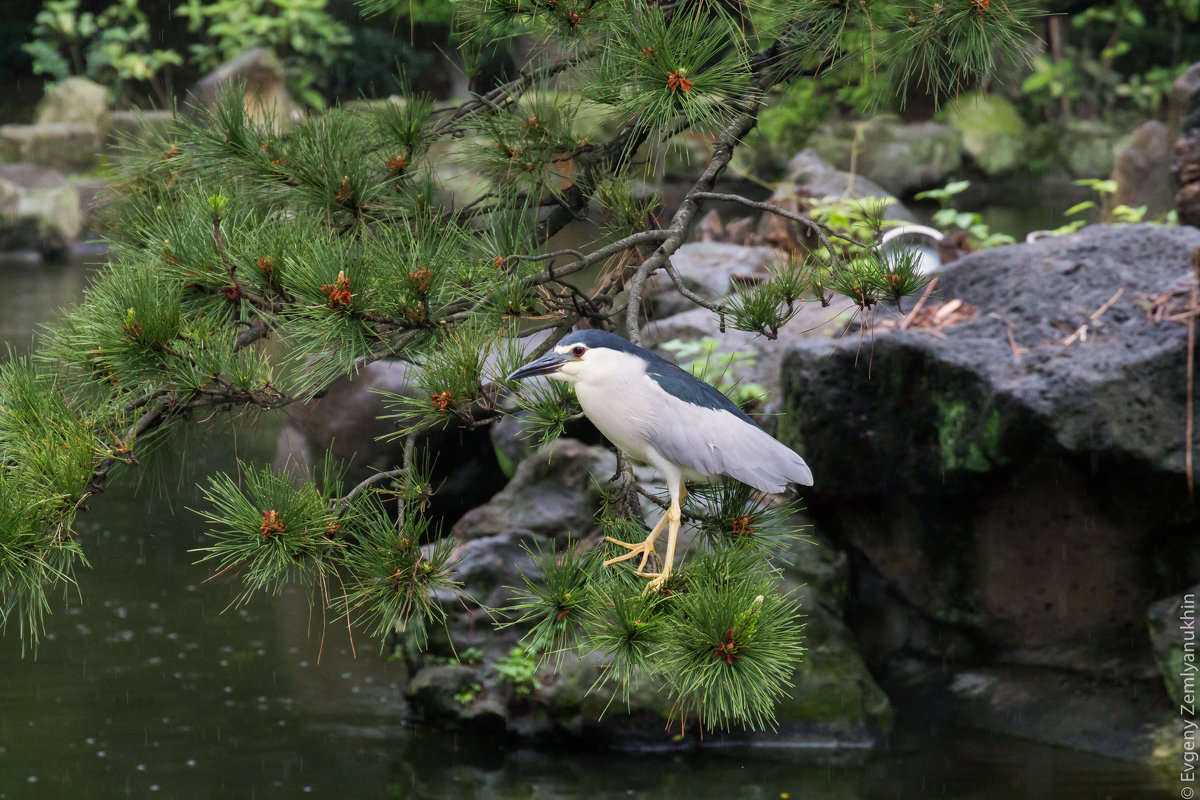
191,48,300,134
0,164,82,257
1175,62,1200,228
273,359,508,526
1110,121,1175,220
783,149,916,219
452,438,614,547
775,224,1200,757
405,437,892,749
0,123,103,173
648,242,779,320
807,116,962,196
34,77,110,133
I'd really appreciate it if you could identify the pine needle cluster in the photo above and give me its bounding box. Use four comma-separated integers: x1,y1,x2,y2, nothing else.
503,492,808,731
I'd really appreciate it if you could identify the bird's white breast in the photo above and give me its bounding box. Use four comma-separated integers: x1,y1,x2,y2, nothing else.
571,350,659,463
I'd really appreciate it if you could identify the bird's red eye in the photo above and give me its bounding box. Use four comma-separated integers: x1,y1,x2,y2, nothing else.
572,345,586,357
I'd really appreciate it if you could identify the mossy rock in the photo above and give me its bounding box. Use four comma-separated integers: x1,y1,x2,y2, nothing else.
943,92,1028,176
807,116,962,196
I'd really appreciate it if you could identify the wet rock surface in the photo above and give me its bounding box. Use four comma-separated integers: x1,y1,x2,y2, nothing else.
399,437,892,750
0,163,82,256
775,223,1200,758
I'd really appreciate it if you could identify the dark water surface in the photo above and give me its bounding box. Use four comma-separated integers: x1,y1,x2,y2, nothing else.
0,253,1177,798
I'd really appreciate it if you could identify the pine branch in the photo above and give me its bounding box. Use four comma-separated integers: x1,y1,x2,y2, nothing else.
432,52,586,138
624,108,759,344
689,191,851,268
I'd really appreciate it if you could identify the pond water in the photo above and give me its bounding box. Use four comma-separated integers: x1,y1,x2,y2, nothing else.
0,252,1177,798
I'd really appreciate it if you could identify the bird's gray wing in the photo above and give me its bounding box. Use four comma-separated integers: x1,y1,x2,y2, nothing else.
648,397,814,493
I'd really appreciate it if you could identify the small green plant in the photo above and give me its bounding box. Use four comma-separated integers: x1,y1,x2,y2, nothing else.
1046,177,1162,236
658,337,767,409
803,196,902,259
453,682,483,705
23,0,184,106
914,180,1016,248
494,646,542,696
457,647,484,665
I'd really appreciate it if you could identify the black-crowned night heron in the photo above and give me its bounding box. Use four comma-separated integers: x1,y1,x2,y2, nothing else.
506,330,813,592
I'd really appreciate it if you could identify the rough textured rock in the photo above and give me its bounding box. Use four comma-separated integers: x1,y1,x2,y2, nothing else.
776,224,1200,725
452,438,614,546
944,92,1028,176
783,149,912,209
755,150,913,256
1060,119,1119,178
1110,121,1175,219
1148,585,1200,709
1172,61,1200,135
0,164,82,257
404,437,891,750
807,116,962,196
1174,62,1200,228
772,224,1200,760
940,666,1175,764
0,123,103,173
1177,128,1200,228
776,532,893,740
191,48,300,133
33,77,110,133
648,242,779,320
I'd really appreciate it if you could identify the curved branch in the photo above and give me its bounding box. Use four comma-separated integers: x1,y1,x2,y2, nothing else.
689,191,851,267
624,109,760,344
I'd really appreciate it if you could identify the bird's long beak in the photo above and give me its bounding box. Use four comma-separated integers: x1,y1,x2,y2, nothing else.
506,350,568,381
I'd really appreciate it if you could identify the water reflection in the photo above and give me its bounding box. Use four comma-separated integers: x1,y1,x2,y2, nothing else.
0,249,105,352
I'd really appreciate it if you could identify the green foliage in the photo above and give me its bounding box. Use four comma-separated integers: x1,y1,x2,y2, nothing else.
497,483,810,729
915,180,1016,248
588,2,753,137
1018,0,1191,124
23,0,184,104
177,0,352,108
454,682,483,704
501,540,595,657
658,551,804,730
194,458,458,647
194,462,346,601
506,377,583,453
751,80,831,157
494,645,542,695
0,357,98,651
1044,177,1174,237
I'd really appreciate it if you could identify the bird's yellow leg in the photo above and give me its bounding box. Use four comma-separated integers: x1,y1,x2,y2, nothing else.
644,489,684,594
603,511,668,573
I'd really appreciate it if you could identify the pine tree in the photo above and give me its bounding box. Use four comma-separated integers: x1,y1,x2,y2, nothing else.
0,0,1034,727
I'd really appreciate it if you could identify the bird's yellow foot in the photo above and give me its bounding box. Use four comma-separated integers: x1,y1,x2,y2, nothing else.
641,568,670,595
603,536,658,575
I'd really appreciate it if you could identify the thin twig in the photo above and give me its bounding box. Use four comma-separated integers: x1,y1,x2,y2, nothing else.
625,110,761,344
1061,288,1124,346
333,468,405,513
689,190,853,267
